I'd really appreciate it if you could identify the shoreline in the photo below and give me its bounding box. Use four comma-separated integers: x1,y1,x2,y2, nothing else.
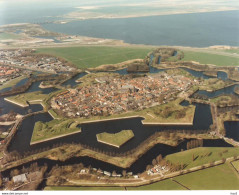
30,129,82,146
96,132,134,148
48,110,59,119
4,97,28,107
142,122,193,125
202,83,237,93
63,8,239,21
79,116,142,124
0,121,16,126
96,139,121,148
39,82,54,89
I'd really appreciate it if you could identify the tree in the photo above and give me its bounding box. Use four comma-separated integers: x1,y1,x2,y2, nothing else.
10,169,20,177
112,170,117,176
146,165,151,171
156,154,162,163
122,170,127,178
152,159,157,166
222,158,226,163
0,174,2,187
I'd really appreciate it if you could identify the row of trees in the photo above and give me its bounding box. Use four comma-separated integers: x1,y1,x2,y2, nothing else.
186,139,203,150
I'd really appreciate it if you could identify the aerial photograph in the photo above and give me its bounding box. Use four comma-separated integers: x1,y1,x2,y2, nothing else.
0,0,239,193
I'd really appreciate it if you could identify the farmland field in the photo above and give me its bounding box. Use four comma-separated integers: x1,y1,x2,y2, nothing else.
181,50,239,66
36,46,153,69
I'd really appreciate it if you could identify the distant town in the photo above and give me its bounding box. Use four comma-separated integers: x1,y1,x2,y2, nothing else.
0,49,76,74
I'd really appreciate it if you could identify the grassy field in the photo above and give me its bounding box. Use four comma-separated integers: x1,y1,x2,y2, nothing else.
5,91,48,107
232,160,239,172
127,179,185,190
142,98,195,124
44,162,239,190
173,162,239,190
210,95,233,105
31,119,81,143
181,50,239,66
0,32,23,40
165,147,239,169
48,109,60,119
199,78,233,91
44,186,124,190
96,130,134,147
223,49,239,55
36,46,152,69
0,76,27,90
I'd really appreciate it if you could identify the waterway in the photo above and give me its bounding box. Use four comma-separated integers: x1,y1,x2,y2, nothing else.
1,67,239,175
217,71,228,81
195,84,239,98
181,67,213,79
224,121,239,142
3,138,233,178
7,101,213,155
0,77,29,93
61,72,87,87
3,68,238,152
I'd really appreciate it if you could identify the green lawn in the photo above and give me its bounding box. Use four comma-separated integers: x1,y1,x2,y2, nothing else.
0,76,27,90
127,179,185,190
31,119,81,143
210,95,233,105
166,147,239,169
181,51,239,66
223,49,239,55
232,160,239,172
44,186,124,190
5,91,48,107
199,78,233,92
36,46,152,69
96,130,134,147
174,163,239,190
48,109,60,119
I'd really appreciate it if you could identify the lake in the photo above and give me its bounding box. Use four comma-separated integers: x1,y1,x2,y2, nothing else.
41,10,239,47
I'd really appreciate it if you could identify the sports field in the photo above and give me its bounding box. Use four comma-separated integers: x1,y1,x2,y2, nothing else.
36,46,152,69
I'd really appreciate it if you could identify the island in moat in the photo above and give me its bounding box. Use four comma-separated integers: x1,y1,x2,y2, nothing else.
0,45,239,191
96,130,134,148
